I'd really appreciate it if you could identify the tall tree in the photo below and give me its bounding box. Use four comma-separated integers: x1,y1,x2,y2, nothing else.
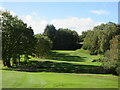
1,11,35,67
82,22,118,54
79,30,90,42
102,35,120,75
54,28,79,50
43,24,57,49
44,24,57,41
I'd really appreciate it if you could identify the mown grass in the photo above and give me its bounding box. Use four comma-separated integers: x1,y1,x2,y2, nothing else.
2,49,104,73
31,49,103,66
1,49,118,88
2,70,118,88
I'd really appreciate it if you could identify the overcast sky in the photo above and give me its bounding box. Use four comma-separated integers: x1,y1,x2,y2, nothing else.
0,2,118,34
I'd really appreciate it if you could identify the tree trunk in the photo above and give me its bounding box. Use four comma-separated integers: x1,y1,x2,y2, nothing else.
18,57,20,65
6,57,11,67
3,60,6,66
6,60,11,67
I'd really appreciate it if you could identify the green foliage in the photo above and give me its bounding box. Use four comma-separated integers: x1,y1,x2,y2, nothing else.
43,24,80,50
79,30,90,42
102,35,120,75
82,22,120,75
34,34,52,58
82,22,118,54
54,28,80,50
44,24,57,41
1,11,35,67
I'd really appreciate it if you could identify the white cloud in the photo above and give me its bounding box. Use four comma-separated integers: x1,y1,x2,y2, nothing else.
0,5,46,34
9,11,16,16
0,5,5,11
50,17,103,34
90,10,109,15
20,14,48,34
20,16,103,35
0,5,103,35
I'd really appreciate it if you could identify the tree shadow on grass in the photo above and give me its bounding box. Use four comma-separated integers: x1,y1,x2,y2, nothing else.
2,60,107,74
46,52,86,62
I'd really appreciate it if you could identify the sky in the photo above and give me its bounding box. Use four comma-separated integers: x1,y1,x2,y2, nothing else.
0,2,118,35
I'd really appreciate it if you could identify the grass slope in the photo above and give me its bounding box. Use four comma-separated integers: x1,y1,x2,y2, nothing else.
30,49,102,66
1,49,118,88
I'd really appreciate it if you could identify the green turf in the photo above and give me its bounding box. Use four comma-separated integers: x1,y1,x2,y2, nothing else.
2,70,118,88
30,49,103,66
1,49,118,88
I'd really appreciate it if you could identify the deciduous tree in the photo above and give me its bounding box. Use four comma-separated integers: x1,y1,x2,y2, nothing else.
1,11,35,67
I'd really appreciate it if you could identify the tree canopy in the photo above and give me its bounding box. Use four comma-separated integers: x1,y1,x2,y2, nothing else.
34,34,52,58
44,24,57,41
54,28,80,50
1,11,35,67
82,22,119,54
43,25,80,50
102,35,120,75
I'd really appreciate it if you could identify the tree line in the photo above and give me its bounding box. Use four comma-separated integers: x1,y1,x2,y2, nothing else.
1,11,120,75
0,11,80,67
43,24,80,50
80,22,120,75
